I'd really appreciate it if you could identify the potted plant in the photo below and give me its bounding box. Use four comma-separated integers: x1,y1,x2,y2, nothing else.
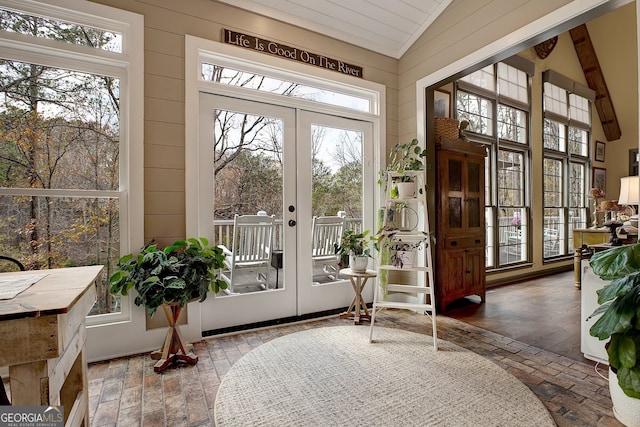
587,243,640,425
379,138,427,198
109,237,227,316
379,230,429,269
109,237,227,372
334,229,372,272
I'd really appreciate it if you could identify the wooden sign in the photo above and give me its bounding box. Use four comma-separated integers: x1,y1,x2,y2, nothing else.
223,29,363,78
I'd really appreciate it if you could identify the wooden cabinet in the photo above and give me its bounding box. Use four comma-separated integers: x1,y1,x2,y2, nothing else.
436,138,487,312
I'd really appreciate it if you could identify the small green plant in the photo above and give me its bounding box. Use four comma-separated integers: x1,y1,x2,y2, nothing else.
588,243,640,398
379,139,427,197
109,237,226,316
334,229,373,258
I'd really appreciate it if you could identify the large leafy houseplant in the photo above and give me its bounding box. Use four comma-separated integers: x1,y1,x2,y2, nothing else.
109,237,226,316
588,243,640,398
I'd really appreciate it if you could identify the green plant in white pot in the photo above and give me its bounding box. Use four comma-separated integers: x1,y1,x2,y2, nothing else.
588,243,640,425
379,138,427,198
334,229,372,273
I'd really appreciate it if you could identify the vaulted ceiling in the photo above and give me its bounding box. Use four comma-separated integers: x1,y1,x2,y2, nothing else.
217,0,454,59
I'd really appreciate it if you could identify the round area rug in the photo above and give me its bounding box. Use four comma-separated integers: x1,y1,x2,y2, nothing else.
214,326,555,427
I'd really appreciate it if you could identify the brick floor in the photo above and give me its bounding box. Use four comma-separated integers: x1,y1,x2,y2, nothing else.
87,310,622,426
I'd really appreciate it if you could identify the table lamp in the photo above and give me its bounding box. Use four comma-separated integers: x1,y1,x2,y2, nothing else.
618,176,639,228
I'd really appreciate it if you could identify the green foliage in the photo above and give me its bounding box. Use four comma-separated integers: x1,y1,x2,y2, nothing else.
387,139,427,173
109,237,227,316
379,139,427,196
334,229,372,257
588,243,640,398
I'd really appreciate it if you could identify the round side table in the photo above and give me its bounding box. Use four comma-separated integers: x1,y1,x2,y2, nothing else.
339,268,377,324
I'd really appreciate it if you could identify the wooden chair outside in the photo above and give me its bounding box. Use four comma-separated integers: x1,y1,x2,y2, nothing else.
311,215,345,281
220,214,275,293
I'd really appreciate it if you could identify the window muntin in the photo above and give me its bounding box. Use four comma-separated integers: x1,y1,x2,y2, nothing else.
0,7,122,53
201,62,371,112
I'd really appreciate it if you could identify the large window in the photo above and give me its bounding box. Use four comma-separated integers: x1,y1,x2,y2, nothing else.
0,1,142,323
542,71,594,260
456,59,533,269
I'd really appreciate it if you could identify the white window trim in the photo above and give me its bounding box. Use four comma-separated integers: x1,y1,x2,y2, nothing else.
0,0,144,326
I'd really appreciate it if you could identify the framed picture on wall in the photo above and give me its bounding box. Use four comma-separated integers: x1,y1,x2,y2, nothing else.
592,167,606,192
434,89,451,118
595,140,606,162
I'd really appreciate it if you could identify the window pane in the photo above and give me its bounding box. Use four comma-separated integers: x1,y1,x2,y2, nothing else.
570,93,590,124
0,60,120,190
498,151,524,206
213,110,284,220
543,82,567,117
543,119,566,152
497,63,528,103
460,64,495,91
201,63,370,112
0,195,120,314
497,105,527,143
0,8,122,52
456,91,493,135
569,162,585,208
499,207,527,265
486,206,495,268
568,127,588,157
569,207,587,249
543,208,564,257
543,158,562,207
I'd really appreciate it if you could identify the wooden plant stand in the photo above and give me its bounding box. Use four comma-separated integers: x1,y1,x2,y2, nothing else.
150,303,198,373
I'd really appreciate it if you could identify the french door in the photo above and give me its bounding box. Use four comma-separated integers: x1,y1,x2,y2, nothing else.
198,94,374,331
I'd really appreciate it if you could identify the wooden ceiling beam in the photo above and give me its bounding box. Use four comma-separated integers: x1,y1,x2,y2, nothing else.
569,24,621,141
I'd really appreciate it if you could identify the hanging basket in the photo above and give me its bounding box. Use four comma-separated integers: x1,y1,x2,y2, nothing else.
435,117,459,143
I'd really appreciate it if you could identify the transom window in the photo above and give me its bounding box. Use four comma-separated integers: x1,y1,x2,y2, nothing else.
201,62,372,113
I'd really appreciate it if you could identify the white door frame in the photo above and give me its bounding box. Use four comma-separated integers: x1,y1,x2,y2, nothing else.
185,35,385,333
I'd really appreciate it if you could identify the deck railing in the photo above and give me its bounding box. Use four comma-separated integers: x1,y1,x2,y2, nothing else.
213,218,362,251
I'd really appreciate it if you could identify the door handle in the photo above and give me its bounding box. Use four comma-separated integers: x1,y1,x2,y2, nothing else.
288,220,296,227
